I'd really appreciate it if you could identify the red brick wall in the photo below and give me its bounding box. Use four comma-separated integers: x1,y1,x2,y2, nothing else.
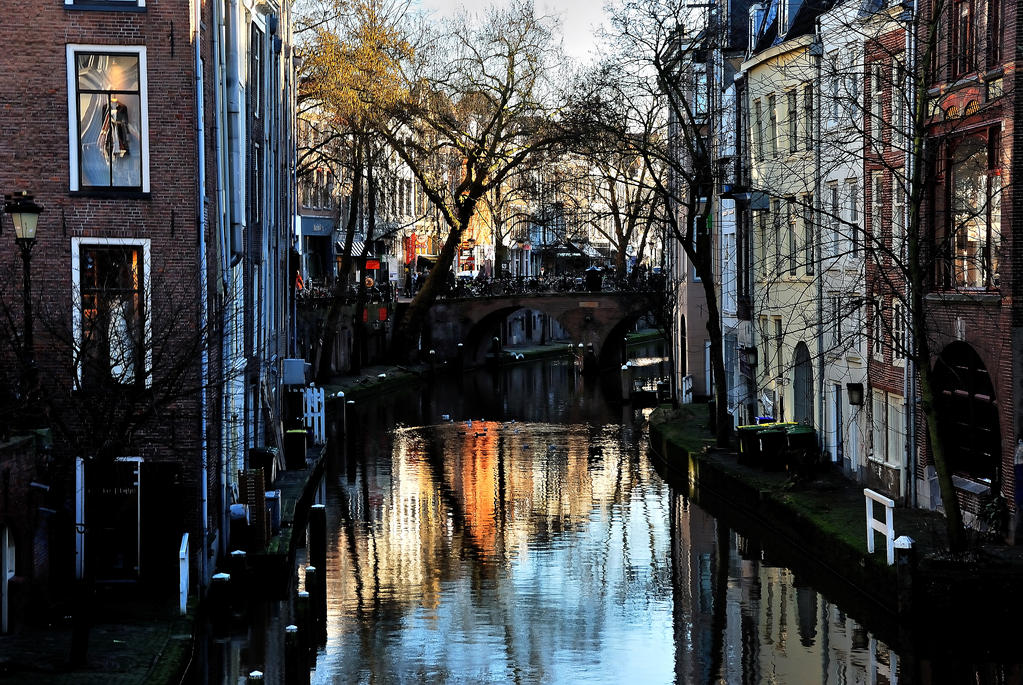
0,0,216,580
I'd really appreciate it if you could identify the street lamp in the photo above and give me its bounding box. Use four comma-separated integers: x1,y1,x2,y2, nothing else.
4,191,42,400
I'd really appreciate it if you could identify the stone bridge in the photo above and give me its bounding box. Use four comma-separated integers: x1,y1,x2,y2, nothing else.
425,291,658,372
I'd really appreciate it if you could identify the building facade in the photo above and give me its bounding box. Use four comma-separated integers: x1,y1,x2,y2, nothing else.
0,0,298,632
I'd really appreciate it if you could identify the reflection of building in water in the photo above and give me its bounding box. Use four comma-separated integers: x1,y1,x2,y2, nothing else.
329,422,649,613
670,491,899,684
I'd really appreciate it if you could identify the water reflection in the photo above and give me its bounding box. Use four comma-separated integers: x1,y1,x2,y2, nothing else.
200,344,1016,683
316,417,672,683
307,344,901,684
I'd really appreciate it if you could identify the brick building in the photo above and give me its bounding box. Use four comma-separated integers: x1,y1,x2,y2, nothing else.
862,14,910,499
913,0,1018,521
0,0,297,632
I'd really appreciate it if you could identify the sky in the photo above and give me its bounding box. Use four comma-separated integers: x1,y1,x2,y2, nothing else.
416,0,609,63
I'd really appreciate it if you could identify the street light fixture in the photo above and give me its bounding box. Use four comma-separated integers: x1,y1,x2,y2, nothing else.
4,191,43,401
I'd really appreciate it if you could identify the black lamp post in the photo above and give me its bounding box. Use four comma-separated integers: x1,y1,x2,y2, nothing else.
4,191,42,399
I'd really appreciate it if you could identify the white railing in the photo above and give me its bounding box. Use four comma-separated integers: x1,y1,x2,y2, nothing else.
681,375,694,404
303,386,326,445
863,488,896,565
178,532,189,615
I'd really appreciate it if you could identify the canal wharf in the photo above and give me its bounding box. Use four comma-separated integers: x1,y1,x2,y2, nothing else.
648,404,1023,658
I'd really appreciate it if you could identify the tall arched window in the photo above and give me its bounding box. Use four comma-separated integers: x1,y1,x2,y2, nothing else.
947,131,1001,289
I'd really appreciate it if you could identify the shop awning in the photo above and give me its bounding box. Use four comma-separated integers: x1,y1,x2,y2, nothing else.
335,239,366,257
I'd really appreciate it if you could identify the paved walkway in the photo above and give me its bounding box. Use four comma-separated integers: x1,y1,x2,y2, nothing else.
650,405,1023,576
0,590,193,684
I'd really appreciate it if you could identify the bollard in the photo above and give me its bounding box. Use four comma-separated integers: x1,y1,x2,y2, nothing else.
305,565,327,645
304,566,322,624
620,364,632,402
336,391,346,435
285,624,308,685
229,550,247,608
894,535,916,617
209,572,232,633
304,565,318,601
296,590,312,649
309,504,327,573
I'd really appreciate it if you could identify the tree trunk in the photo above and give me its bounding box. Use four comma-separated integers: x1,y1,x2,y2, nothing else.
692,223,731,448
393,198,476,358
904,13,966,550
314,142,364,384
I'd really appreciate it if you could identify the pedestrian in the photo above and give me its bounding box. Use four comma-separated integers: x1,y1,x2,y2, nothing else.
404,267,412,297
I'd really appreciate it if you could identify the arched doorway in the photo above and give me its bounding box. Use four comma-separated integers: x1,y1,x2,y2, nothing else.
1,525,13,633
793,342,813,425
932,342,1000,484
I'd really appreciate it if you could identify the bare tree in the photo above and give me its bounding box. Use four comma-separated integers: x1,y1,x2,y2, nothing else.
368,0,568,355
295,0,415,379
566,0,732,446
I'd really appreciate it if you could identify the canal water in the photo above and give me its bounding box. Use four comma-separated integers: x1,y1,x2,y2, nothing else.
202,340,1015,683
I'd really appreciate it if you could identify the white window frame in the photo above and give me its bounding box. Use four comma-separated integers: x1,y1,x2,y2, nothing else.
892,58,906,148
66,0,145,6
871,391,885,463
886,394,905,467
871,171,884,245
830,294,843,350
892,301,906,365
844,53,859,119
892,180,905,258
846,178,859,258
753,99,764,160
871,301,884,360
71,237,153,387
870,63,884,150
66,44,150,193
824,51,838,121
787,90,798,153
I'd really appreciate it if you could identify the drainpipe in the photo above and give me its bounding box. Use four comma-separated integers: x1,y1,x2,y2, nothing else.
212,0,233,564
195,0,210,588
226,0,245,266
812,30,825,453
903,6,917,507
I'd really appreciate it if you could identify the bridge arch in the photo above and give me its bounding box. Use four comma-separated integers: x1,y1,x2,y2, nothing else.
426,292,659,372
